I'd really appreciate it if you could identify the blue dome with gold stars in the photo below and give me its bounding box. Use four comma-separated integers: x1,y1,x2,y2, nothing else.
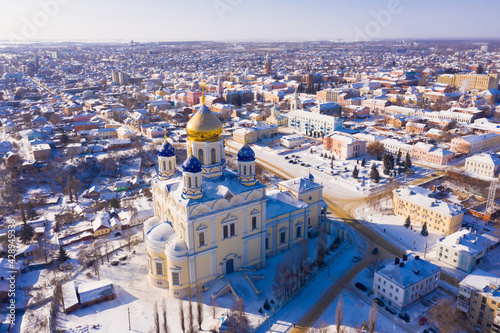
158,141,176,157
237,144,255,162
182,155,202,173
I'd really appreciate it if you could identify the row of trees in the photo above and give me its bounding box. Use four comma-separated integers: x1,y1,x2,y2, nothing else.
314,297,464,333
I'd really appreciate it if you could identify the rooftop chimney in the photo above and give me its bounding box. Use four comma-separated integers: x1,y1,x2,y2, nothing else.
403,254,408,261
415,255,420,260
395,258,400,265
399,262,405,268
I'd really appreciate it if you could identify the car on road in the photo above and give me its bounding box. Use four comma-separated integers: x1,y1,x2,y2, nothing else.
372,247,379,255
418,317,428,325
423,328,438,333
288,160,293,163
374,298,384,307
385,306,397,315
398,313,410,322
352,255,361,262
300,163,305,166
354,282,367,292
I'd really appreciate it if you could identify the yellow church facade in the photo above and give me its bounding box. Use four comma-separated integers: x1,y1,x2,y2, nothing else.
145,100,325,299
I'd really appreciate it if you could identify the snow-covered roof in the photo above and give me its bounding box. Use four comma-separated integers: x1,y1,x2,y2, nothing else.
465,153,500,166
62,281,79,311
77,279,115,304
278,176,323,194
376,253,440,288
393,186,464,216
459,269,500,302
266,190,308,219
438,227,495,255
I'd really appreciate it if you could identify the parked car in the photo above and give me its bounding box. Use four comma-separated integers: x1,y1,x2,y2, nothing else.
385,306,397,315
352,255,361,262
372,247,379,255
354,282,367,292
374,298,384,307
398,313,410,322
418,317,428,325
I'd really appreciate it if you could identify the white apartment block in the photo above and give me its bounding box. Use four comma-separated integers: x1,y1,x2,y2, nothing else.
464,153,500,178
288,109,343,136
437,227,496,273
373,253,440,311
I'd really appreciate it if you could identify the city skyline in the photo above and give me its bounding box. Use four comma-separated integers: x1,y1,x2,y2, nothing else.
1,0,499,43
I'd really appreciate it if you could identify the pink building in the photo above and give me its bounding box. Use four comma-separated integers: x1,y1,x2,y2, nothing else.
411,142,454,165
323,133,366,159
186,90,202,105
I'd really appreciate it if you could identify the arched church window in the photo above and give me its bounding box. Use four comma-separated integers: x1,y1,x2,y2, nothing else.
211,148,217,164
168,160,172,169
243,165,247,175
188,177,192,188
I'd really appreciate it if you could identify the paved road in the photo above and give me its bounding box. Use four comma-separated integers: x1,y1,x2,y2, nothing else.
225,142,460,332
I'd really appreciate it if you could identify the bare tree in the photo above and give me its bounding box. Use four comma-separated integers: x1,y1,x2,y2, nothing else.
153,302,160,333
179,299,186,333
313,320,330,333
227,298,250,333
188,291,195,333
196,286,203,330
211,298,217,319
368,305,378,333
162,298,169,333
335,296,344,333
428,299,462,333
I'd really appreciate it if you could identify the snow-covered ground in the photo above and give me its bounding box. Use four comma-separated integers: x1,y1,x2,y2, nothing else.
44,221,353,333
227,140,433,198
313,266,456,333
355,203,442,255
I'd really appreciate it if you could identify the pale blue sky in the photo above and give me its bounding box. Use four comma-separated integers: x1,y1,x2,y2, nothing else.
0,0,498,42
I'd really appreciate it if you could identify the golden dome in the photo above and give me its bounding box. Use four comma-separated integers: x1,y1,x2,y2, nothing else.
186,104,223,142
156,88,166,96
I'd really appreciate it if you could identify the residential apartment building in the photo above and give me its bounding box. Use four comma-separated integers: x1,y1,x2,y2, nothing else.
457,269,500,333
450,133,500,155
288,110,343,136
411,142,454,166
373,253,440,311
437,228,495,273
465,153,500,178
323,133,366,159
393,186,465,235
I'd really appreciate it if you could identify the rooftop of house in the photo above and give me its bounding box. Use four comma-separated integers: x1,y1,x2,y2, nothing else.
393,186,465,216
376,253,440,288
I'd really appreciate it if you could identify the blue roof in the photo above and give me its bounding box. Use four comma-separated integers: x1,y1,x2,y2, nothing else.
158,140,175,157
182,154,202,173
237,144,255,162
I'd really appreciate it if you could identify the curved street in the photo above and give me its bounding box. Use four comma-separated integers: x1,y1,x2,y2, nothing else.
226,141,460,332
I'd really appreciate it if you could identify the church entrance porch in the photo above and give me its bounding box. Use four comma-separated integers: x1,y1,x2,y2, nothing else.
225,258,234,274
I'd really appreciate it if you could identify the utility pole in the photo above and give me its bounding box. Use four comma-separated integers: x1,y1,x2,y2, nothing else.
424,242,427,259
128,307,131,330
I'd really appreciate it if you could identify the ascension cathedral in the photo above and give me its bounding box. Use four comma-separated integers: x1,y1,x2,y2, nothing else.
145,96,326,298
